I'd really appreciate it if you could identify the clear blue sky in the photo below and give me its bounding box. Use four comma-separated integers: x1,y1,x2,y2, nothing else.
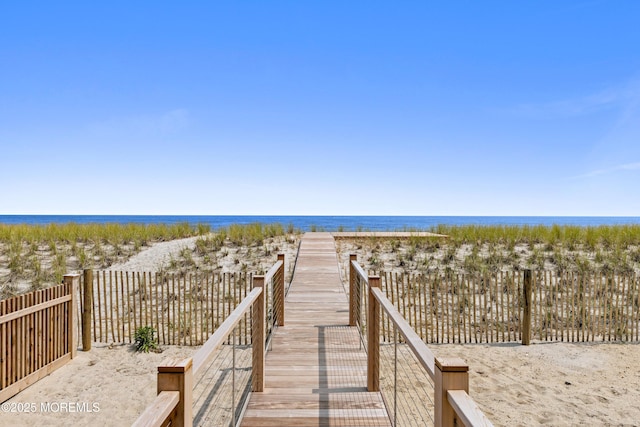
2,1,639,215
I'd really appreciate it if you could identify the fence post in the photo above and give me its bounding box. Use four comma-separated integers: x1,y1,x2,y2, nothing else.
276,254,285,326
367,275,380,392
349,254,358,326
157,357,193,427
252,275,265,392
435,357,469,427
63,274,81,358
523,270,532,345
82,269,93,351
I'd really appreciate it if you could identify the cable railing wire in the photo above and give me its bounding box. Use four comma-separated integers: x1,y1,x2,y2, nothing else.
193,323,252,426
379,313,435,426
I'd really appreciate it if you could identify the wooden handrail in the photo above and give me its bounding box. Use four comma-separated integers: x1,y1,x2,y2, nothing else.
369,281,494,426
351,258,494,427
447,390,495,427
367,276,380,392
275,254,285,326
350,260,368,284
252,276,265,392
132,391,180,427
134,289,261,427
133,255,285,427
370,286,436,379
264,260,283,284
192,287,262,377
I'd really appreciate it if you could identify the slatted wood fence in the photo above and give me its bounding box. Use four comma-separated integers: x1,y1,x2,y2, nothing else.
0,275,78,403
82,267,640,347
374,269,639,344
78,266,640,347
80,271,254,346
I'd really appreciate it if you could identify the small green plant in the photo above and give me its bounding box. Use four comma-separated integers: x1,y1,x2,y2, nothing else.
134,326,158,353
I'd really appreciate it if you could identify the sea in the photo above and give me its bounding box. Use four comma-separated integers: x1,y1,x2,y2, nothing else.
1,215,639,230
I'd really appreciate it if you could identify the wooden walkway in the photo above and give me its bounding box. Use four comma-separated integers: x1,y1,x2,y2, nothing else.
241,233,391,427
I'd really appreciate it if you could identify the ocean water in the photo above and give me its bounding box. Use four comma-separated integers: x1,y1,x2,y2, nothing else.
1,215,639,230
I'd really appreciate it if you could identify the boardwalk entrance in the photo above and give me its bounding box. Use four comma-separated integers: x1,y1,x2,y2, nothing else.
241,232,391,426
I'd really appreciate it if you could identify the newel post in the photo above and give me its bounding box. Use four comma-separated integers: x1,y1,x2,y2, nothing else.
367,275,380,392
82,269,93,351
157,357,193,427
435,357,469,427
523,269,532,345
252,275,265,392
63,273,81,358
349,254,357,327
276,254,285,326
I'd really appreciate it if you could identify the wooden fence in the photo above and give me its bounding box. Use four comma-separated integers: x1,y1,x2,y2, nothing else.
80,271,255,346
0,275,79,403
81,265,639,347
355,265,639,344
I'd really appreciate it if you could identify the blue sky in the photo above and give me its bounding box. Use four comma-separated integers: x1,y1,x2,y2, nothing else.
1,1,639,215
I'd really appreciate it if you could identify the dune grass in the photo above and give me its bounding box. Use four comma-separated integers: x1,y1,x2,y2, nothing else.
0,222,303,299
430,224,640,249
338,224,640,276
4,222,640,298
0,222,208,246
0,222,210,297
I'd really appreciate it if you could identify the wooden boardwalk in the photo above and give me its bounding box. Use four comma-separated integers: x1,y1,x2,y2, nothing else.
241,233,391,427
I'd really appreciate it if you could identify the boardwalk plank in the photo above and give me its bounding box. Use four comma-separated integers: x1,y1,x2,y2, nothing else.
240,233,391,427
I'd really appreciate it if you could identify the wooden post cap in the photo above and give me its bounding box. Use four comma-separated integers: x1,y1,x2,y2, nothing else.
435,357,469,372
253,275,265,287
158,357,193,373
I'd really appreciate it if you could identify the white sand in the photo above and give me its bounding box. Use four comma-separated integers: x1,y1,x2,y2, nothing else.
432,341,640,426
2,343,197,426
106,236,202,271
4,341,639,426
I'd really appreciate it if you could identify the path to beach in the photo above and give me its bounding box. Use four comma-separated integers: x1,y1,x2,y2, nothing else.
107,236,203,271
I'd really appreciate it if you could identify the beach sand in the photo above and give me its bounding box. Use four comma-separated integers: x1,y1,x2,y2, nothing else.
2,343,197,426
432,341,640,426
4,340,639,426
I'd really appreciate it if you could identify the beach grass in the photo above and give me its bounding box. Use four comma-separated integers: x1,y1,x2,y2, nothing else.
338,224,640,276
3,222,640,298
0,222,208,245
0,222,210,297
429,224,640,248
0,222,302,299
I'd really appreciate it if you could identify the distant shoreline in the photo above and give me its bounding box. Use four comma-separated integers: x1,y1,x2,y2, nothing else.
2,214,640,230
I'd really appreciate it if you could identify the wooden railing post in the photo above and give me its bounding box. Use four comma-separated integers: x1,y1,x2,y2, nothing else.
252,275,265,392
349,254,357,326
367,276,380,392
63,274,81,358
82,269,93,351
435,357,469,427
157,357,193,427
523,269,532,345
276,254,285,326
